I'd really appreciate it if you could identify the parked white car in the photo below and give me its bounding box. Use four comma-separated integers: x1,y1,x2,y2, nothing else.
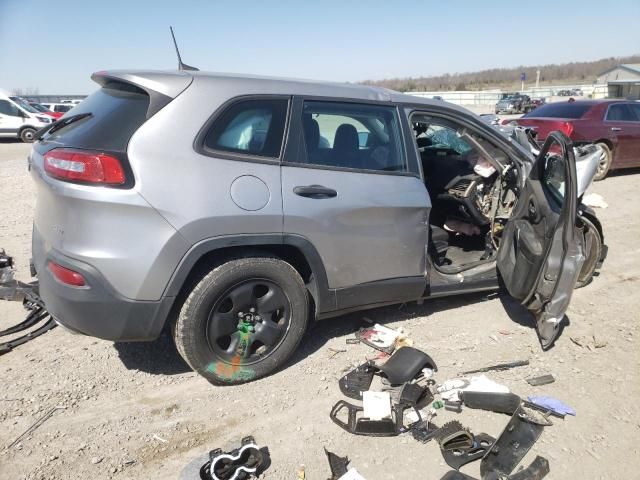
0,91,54,142
40,103,75,114
59,99,83,105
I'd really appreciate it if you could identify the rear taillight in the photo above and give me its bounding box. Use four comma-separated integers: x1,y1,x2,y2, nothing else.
47,261,86,287
44,149,126,185
561,122,574,137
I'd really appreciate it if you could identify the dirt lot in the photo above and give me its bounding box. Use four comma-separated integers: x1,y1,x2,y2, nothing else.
1,139,639,480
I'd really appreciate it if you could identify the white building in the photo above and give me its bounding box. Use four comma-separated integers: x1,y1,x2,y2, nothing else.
596,64,640,100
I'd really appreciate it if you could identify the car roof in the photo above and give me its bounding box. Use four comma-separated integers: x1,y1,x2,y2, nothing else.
95,69,472,114
550,99,630,106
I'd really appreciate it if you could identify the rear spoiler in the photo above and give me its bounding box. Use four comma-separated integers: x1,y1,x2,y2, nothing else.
91,70,193,118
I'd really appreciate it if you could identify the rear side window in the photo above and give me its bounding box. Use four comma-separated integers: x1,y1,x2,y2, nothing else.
203,98,288,158
606,104,637,121
523,102,591,119
298,101,407,172
40,82,150,152
54,105,72,113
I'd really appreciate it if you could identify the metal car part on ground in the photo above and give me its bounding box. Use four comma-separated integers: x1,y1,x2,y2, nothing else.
480,405,550,478
339,346,437,399
0,249,57,354
440,456,549,480
324,448,350,480
441,431,495,471
180,437,269,480
330,400,409,437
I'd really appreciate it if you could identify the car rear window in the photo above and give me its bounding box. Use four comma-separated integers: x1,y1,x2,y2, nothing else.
523,102,591,119
39,82,150,152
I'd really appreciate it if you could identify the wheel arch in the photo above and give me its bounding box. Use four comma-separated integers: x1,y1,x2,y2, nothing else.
162,234,333,329
578,205,604,244
594,138,614,152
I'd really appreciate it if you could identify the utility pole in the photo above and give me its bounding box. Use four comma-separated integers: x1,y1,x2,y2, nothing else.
536,70,541,89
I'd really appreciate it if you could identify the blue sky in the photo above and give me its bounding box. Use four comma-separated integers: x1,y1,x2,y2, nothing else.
1,0,638,94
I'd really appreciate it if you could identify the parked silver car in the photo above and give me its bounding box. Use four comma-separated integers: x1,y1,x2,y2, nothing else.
29,70,605,384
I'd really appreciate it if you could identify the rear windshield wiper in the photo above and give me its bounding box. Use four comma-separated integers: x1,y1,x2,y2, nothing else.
36,113,93,141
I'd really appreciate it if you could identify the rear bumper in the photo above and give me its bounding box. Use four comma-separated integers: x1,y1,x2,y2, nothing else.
33,231,174,341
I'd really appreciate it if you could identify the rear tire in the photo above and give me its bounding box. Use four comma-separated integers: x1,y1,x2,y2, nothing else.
575,217,602,289
593,142,612,181
19,127,36,143
173,256,309,385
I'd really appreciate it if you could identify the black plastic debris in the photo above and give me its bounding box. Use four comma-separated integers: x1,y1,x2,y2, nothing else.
179,436,270,480
324,448,349,479
526,374,556,386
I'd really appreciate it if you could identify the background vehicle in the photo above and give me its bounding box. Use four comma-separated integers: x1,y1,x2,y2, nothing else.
556,89,572,96
60,99,83,105
514,99,640,179
29,71,604,385
28,102,64,119
531,97,546,109
40,103,74,114
570,88,584,96
0,91,53,142
495,94,532,114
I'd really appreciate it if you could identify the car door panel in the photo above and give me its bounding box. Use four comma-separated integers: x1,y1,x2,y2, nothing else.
281,98,429,306
282,167,429,288
605,103,640,166
498,131,585,349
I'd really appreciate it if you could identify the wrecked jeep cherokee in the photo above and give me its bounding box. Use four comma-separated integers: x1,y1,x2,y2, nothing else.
28,70,606,384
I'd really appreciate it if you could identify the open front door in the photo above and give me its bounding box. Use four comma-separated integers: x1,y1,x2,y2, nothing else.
497,132,585,349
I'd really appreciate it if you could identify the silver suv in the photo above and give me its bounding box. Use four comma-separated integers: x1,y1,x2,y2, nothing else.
29,70,605,384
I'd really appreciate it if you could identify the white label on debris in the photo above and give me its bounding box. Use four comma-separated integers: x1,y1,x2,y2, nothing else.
362,391,392,421
339,468,367,480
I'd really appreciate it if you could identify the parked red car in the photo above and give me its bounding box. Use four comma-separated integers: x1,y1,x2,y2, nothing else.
515,99,640,180
28,102,64,120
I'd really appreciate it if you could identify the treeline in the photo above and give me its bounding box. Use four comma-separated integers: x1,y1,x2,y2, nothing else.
363,55,640,92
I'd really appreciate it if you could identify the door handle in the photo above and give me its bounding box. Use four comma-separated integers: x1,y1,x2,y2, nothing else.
293,185,337,199
611,127,622,132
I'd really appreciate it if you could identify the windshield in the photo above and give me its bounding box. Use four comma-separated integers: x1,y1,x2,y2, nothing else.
30,103,48,113
9,96,40,114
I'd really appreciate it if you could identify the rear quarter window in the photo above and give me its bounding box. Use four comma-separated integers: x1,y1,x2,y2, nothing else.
201,98,289,159
523,103,591,119
39,82,151,152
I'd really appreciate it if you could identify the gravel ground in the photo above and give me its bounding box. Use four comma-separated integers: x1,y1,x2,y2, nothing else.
1,140,639,480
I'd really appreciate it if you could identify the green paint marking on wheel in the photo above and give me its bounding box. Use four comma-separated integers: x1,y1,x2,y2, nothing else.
206,331,256,382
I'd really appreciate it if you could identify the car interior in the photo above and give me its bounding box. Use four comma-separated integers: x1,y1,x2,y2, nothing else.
411,115,519,273
301,108,407,172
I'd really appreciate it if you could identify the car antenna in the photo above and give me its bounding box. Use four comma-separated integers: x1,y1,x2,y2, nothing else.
169,26,199,71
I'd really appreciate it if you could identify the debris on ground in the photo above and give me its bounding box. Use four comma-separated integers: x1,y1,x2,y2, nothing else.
354,323,412,354
438,375,510,402
328,344,557,479
6,405,66,449
181,436,270,480
527,396,576,416
0,249,56,355
459,359,529,375
328,347,347,359
324,448,349,479
526,374,556,386
570,335,608,350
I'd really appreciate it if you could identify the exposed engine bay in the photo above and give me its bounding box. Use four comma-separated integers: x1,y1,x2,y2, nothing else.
413,119,519,272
